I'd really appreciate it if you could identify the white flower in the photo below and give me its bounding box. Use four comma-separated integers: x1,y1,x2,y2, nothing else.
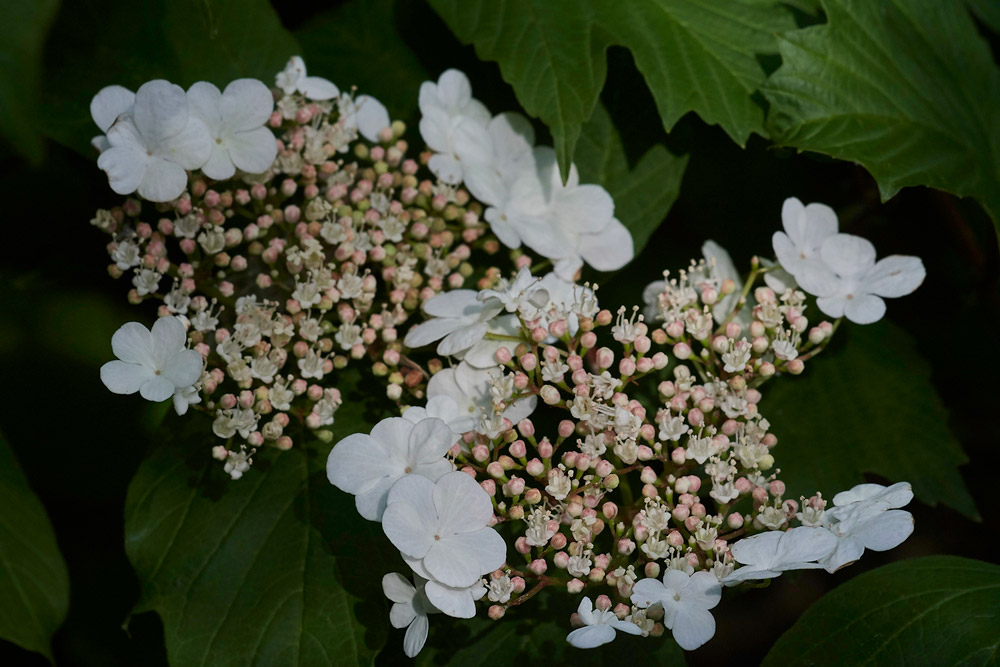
793,234,926,324
462,112,537,198
339,94,392,143
97,80,211,201
383,573,434,658
820,482,915,572
90,84,135,152
631,570,722,651
427,362,537,438
566,597,642,649
478,267,546,314
723,527,838,585
326,417,455,521
402,394,477,437
186,79,277,180
404,290,504,356
460,314,522,369
418,69,491,184
100,317,202,402
275,55,339,100
772,197,838,276
382,471,506,588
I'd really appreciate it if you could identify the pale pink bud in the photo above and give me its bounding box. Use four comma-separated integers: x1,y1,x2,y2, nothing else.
617,538,635,555
673,342,691,359
529,559,548,575
515,537,531,555
787,358,805,374
540,385,561,405
566,578,585,594
595,459,614,478
727,512,744,529
672,505,690,522
550,532,568,550
671,446,686,464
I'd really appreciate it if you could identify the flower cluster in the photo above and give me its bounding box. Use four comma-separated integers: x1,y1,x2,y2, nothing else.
328,202,920,656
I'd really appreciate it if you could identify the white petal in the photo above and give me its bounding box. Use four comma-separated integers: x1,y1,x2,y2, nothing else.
226,126,278,175
414,458,454,482
158,116,212,170
854,510,914,552
775,527,839,567
418,107,451,153
502,395,538,426
423,289,480,318
483,207,523,249
631,577,667,608
437,70,473,109
221,79,274,131
862,255,925,298
355,475,402,522
780,197,806,245
578,218,634,272
408,417,455,462
722,566,782,585
200,147,237,181
424,580,476,618
683,571,722,610
383,501,436,559
97,144,147,196
437,322,488,356
389,601,417,629
566,625,616,649
464,166,508,207
822,535,865,572
453,117,495,169
402,613,429,658
354,95,391,142
670,606,716,651
298,76,339,100
554,184,614,233
132,80,189,144
815,295,848,319
730,531,783,568
793,259,841,298
844,294,886,324
433,471,493,534
100,360,152,395
428,153,463,185
162,349,202,388
610,619,643,636
138,157,189,202
111,322,152,365
383,573,416,604
326,434,399,496
801,203,839,246
91,85,135,132
427,528,505,587
139,375,175,402
186,81,224,135
820,234,876,279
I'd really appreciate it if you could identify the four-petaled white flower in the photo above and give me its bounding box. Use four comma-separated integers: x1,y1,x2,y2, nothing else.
820,482,915,572
97,80,212,202
566,596,643,649
403,290,504,356
418,69,491,184
793,234,925,324
186,79,277,180
275,55,339,100
326,417,455,521
90,84,135,152
383,471,506,588
723,527,838,585
383,573,434,658
771,197,839,277
631,570,722,651
100,317,203,402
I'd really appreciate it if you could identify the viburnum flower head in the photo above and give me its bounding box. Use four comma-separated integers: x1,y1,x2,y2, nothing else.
96,80,211,202
723,527,839,585
793,234,925,324
275,55,339,100
631,570,722,651
383,471,506,589
186,79,277,180
326,417,455,521
820,482,915,572
772,197,838,277
100,317,202,402
565,596,642,649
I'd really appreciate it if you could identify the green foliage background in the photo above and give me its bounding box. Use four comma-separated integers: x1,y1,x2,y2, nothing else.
0,0,997,665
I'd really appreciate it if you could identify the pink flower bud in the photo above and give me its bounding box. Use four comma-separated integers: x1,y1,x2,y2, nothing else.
727,512,744,529
566,578,585,594
537,439,554,458
595,459,614,478
769,480,786,497
673,342,691,359
617,538,635,555
688,408,704,426
787,358,805,374
672,505,690,522
515,537,531,554
529,559,549,575
550,533,568,550
618,357,636,377
486,462,505,479
480,479,497,497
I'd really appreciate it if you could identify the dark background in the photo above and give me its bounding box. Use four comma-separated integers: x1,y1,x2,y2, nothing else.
1,1,997,665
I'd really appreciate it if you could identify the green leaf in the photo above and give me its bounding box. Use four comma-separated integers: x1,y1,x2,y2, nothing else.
39,0,299,153
574,103,688,257
429,0,794,177
763,556,1000,666
0,430,70,660
124,413,389,665
296,0,428,125
0,0,59,163
762,320,977,519
763,0,1000,234
966,0,1000,35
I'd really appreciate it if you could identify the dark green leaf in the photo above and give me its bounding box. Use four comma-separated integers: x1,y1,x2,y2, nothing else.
764,556,1000,666
0,430,70,660
0,0,59,163
763,0,1000,234
763,320,977,519
124,406,389,666
40,0,299,153
966,0,1000,35
429,0,794,177
296,0,429,125
574,103,688,257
